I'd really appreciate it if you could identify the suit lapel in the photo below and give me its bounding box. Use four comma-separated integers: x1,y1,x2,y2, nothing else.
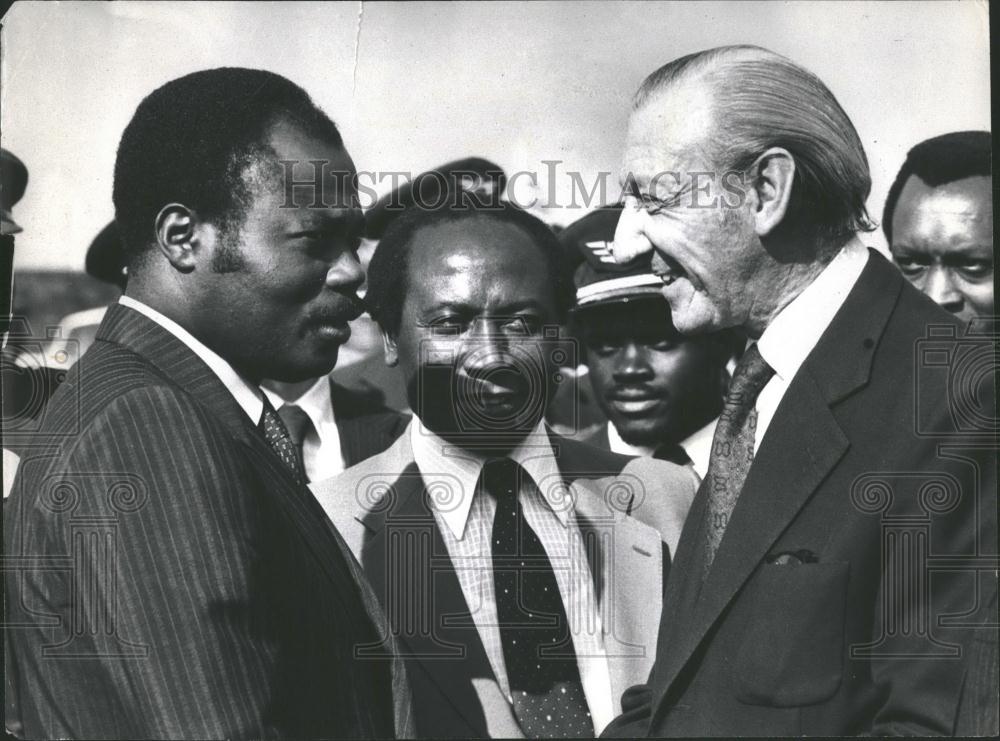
97,304,259,449
358,459,501,737
97,305,394,653
573,478,664,706
652,251,904,703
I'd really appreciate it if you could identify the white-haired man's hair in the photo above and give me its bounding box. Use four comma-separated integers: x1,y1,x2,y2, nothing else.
634,45,875,253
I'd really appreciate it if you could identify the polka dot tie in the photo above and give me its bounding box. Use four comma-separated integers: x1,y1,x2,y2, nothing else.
700,343,775,578
483,458,594,738
259,396,307,486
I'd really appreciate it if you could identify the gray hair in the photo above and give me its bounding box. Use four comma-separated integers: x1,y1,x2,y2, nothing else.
634,45,875,251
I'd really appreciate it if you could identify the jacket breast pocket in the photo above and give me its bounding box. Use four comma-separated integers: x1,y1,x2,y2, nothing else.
734,561,849,707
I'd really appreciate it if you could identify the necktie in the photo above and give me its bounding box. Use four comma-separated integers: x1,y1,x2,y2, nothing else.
259,396,307,486
277,403,313,482
700,343,775,577
484,458,595,738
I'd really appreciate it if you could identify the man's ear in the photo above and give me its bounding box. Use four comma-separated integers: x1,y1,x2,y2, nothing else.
747,147,795,238
154,203,200,273
382,329,399,367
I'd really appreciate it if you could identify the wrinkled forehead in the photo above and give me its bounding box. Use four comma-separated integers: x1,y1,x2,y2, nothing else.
893,174,993,247
621,83,717,185
897,175,993,218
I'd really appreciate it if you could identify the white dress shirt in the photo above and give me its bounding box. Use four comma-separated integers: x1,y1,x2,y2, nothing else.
605,419,717,481
261,376,346,482
606,421,654,459
410,419,616,735
119,296,264,422
679,419,717,480
753,238,869,452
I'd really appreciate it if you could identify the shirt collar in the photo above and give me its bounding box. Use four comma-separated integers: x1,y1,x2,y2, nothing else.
756,238,869,382
680,418,717,480
410,417,568,539
261,374,334,438
606,422,655,458
119,295,264,422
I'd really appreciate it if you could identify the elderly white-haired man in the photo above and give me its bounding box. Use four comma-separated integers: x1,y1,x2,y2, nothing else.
603,45,996,737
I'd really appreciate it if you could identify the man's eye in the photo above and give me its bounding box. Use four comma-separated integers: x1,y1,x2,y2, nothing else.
957,261,993,280
428,316,464,335
587,340,619,356
893,256,927,276
638,195,669,215
650,339,679,352
504,316,541,335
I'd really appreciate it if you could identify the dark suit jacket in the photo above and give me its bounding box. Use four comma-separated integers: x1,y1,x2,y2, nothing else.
329,380,409,467
4,304,412,739
311,426,699,738
603,251,997,737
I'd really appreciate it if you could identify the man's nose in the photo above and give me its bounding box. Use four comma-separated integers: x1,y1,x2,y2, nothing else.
613,342,653,380
613,196,654,264
463,320,511,371
921,265,963,314
325,250,365,292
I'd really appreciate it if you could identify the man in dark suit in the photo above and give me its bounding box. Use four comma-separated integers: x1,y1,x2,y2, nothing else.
602,45,997,736
260,374,409,480
310,202,698,738
4,68,410,739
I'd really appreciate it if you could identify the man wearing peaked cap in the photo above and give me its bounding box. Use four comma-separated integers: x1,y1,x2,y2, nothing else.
564,205,738,477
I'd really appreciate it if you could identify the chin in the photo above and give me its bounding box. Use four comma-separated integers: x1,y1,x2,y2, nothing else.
616,421,668,449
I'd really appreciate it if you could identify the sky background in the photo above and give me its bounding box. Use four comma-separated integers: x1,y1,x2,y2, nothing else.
1,0,991,270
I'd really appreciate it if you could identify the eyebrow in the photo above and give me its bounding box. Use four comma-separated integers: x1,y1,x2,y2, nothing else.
892,244,994,257
422,300,550,315
621,172,689,207
289,209,364,232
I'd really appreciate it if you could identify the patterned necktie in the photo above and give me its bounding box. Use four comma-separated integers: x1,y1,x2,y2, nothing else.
259,396,307,486
700,343,775,578
277,403,313,483
484,458,595,738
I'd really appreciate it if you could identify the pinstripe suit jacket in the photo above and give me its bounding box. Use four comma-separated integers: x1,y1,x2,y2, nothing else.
4,304,412,739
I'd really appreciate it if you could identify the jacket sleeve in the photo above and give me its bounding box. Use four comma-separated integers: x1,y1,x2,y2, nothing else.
9,386,281,740
868,389,997,736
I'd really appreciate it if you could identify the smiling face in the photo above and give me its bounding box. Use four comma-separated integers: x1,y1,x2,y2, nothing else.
617,91,767,336
385,217,560,450
581,298,725,448
889,174,993,325
196,118,365,382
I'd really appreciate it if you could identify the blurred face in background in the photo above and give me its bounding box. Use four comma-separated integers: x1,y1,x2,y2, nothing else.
578,297,727,448
889,174,993,325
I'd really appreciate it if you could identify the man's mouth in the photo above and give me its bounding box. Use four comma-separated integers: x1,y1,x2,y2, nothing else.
308,297,365,340
653,254,686,287
607,390,663,415
311,322,352,342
